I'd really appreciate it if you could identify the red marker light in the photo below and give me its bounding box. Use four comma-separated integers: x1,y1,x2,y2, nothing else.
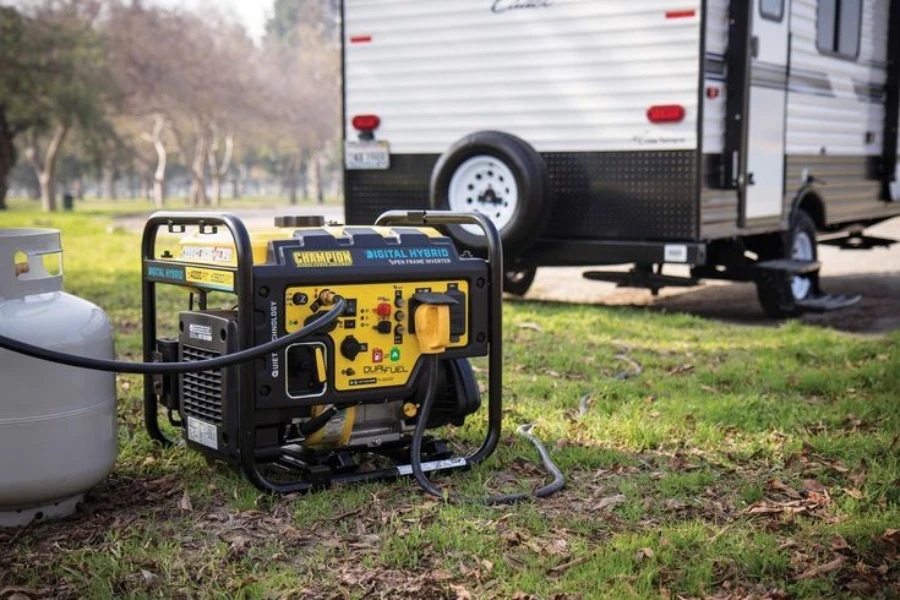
665,9,696,19
352,114,381,131
647,105,686,123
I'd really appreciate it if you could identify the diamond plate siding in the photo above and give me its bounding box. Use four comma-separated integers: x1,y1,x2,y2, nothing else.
542,151,698,240
345,155,437,225
346,151,699,240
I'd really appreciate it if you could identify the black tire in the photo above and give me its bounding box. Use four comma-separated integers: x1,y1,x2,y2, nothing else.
503,265,537,296
755,209,818,318
430,131,551,255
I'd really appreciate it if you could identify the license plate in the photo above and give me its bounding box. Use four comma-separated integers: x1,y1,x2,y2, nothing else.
345,141,390,170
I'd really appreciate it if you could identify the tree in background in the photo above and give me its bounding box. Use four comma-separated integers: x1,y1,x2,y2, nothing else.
1,0,344,210
263,0,341,205
266,0,341,45
0,1,116,211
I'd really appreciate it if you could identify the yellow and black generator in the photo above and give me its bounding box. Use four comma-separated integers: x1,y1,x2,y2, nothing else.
141,211,504,494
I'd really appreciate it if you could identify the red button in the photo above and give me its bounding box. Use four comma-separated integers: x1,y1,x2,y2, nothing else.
375,302,392,317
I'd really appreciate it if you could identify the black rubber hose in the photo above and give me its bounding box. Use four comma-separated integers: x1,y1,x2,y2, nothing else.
0,297,346,375
410,355,565,504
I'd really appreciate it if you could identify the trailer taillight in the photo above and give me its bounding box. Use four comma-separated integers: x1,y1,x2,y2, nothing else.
352,114,381,131
647,105,686,124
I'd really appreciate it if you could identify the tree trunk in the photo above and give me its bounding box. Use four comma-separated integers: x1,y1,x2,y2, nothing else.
151,144,166,206
232,163,247,200
102,165,116,199
286,154,301,205
0,108,16,211
207,127,234,208
141,114,168,208
171,121,208,207
309,153,323,205
71,178,84,200
26,124,69,212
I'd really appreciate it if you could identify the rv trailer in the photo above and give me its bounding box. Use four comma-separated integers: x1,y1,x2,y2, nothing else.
342,0,900,316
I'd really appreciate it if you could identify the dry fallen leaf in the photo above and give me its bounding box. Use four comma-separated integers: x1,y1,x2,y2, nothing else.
803,479,828,493
227,535,251,559
548,556,588,574
450,583,473,600
593,493,627,512
179,489,193,512
797,556,844,580
842,487,865,500
830,535,851,551
634,547,654,562
518,322,544,333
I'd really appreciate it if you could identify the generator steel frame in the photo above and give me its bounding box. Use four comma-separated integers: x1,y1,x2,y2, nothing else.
141,210,503,494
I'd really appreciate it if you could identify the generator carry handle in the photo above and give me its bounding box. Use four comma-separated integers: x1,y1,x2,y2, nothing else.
374,210,503,467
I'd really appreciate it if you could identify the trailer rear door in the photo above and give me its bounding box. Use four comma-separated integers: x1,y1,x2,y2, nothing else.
744,0,791,221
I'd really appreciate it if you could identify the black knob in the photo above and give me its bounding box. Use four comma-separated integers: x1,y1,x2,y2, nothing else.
274,215,326,228
340,335,362,361
375,321,393,334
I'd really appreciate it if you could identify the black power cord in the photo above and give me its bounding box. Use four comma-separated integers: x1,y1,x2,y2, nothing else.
0,296,346,375
410,355,565,505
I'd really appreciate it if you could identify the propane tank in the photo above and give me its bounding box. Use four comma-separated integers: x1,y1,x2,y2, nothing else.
0,229,117,527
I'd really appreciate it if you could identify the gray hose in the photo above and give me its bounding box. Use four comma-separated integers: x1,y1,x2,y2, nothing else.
410,356,564,504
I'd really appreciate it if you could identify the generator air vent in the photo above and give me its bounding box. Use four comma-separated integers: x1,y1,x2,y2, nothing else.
181,345,224,426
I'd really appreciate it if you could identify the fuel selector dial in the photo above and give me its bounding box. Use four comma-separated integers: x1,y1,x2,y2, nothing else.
340,335,362,360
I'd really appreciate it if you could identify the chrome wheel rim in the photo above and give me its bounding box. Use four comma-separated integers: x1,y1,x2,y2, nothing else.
791,230,814,300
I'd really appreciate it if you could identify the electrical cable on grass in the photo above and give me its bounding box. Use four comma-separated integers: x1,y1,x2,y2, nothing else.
410,356,564,504
0,296,346,375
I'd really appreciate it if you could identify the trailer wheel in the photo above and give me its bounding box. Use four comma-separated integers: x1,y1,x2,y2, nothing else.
755,209,818,318
430,131,551,254
503,266,537,296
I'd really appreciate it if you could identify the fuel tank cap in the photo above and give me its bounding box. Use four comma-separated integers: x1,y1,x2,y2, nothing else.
274,215,326,228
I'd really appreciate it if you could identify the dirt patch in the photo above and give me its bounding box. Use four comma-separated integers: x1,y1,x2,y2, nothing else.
650,272,900,335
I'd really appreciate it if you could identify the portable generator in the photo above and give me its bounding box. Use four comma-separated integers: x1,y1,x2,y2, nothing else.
140,211,506,494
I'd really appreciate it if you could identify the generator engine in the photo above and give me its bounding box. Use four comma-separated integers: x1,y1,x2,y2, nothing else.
142,211,502,493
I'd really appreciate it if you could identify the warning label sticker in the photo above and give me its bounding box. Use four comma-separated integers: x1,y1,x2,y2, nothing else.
187,416,218,450
293,250,354,268
180,245,234,263
188,323,213,342
184,267,235,291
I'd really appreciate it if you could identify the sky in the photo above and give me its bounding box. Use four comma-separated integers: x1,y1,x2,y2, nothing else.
147,0,274,42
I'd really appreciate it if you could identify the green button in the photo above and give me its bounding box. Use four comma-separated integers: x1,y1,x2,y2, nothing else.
389,347,401,362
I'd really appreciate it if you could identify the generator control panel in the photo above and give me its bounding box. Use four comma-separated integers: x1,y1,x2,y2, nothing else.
284,281,469,392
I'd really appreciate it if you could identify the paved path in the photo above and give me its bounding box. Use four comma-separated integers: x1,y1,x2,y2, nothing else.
119,206,900,334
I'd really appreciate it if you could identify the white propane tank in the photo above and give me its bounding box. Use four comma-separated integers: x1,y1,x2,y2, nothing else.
0,229,117,527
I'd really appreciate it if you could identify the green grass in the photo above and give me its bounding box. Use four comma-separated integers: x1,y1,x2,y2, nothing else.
1,209,898,599
4,193,342,214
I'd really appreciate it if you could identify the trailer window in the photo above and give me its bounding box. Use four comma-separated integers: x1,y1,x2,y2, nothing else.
760,0,784,21
817,0,862,60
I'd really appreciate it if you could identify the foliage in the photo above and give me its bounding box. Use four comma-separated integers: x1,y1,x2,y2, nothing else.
1,210,898,599
0,2,114,208
0,0,342,211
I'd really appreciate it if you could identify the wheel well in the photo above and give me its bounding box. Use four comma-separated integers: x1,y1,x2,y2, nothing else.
795,193,825,231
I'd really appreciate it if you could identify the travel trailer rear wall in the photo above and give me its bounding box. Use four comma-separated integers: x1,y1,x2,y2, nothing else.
342,0,899,316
